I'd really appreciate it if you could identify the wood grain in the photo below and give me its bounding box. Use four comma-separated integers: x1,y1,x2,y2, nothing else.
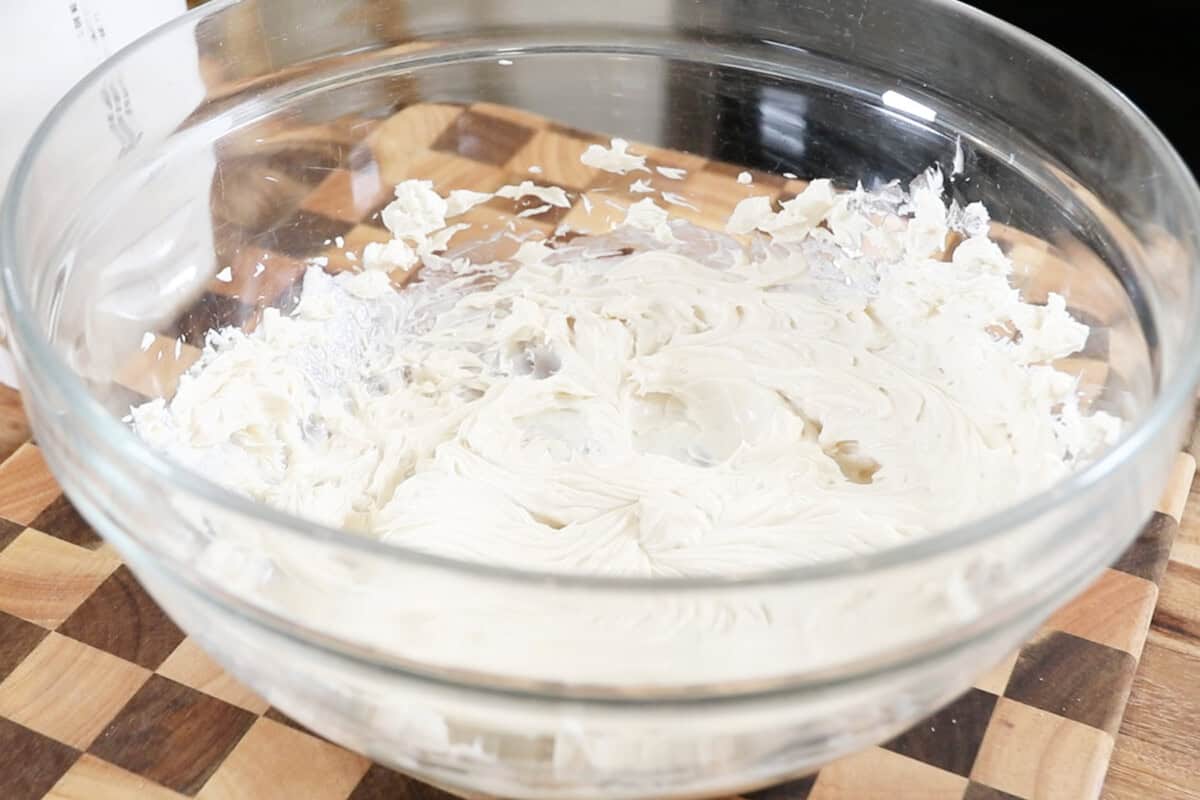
0,530,120,628
45,754,186,800
0,386,31,463
195,718,370,800
0,445,62,526
1104,432,1200,799
810,746,969,799
0,633,149,750
156,639,271,716
88,675,257,795
972,698,1113,800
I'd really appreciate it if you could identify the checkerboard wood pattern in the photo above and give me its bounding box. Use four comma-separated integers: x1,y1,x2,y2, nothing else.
1,100,1190,799
0,432,1190,800
121,100,1122,410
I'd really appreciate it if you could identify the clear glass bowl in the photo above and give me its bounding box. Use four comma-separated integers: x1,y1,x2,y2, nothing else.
4,0,1199,797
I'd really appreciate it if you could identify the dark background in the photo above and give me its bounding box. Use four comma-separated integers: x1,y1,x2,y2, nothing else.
969,1,1198,173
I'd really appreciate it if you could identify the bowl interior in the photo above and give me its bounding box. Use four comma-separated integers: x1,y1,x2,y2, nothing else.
40,39,1155,448
5,0,1199,683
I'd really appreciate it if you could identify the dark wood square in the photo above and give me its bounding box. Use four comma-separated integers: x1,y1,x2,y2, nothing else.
1112,512,1177,583
169,292,257,347
963,781,1022,800
545,122,608,144
348,763,458,799
29,494,102,550
1005,630,1138,735
217,246,309,308
0,610,49,683
262,142,353,187
882,688,999,777
89,674,256,795
745,774,816,799
263,706,326,742
1081,327,1110,360
209,157,310,237
0,717,79,800
260,208,357,258
431,109,536,166
0,517,23,551
57,566,185,670
1061,307,1110,359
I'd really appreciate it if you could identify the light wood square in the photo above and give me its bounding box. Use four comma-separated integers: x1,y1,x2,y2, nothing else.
808,746,968,799
667,170,781,232
156,638,269,715
1007,242,1062,305
1052,240,1128,327
506,128,602,190
405,150,509,194
1156,452,1195,522
0,633,150,749
368,103,465,185
300,168,391,225
0,444,61,525
196,717,369,800
635,142,710,174
974,650,1019,696
990,221,1052,255
559,191,632,235
0,529,120,628
1043,568,1158,658
46,754,185,800
1052,357,1109,410
970,697,1113,799
0,385,31,465
453,202,553,262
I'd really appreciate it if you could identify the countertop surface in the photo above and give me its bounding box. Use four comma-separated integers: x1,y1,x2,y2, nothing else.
1101,420,1200,799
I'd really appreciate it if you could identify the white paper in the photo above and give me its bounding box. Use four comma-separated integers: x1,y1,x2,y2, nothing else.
0,0,194,389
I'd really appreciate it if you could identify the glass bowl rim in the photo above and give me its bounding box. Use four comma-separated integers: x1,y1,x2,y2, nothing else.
3,0,1200,595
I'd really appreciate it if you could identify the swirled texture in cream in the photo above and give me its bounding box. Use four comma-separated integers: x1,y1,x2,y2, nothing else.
131,174,1120,576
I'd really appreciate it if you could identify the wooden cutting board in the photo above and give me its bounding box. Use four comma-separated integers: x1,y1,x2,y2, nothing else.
0,97,1194,800
0,417,1190,800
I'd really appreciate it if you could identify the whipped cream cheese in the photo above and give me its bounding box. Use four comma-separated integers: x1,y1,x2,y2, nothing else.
580,137,649,175
131,167,1119,578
